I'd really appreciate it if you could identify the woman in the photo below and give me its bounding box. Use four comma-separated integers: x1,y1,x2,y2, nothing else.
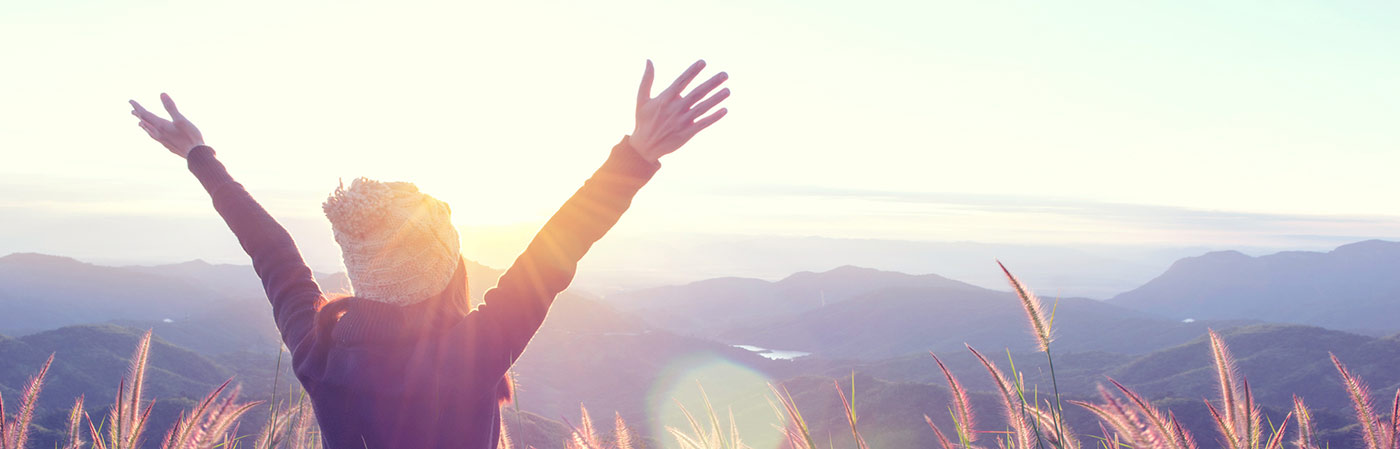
129,59,729,449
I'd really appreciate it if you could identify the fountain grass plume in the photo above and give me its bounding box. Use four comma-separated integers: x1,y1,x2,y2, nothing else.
1391,390,1400,449
998,261,1052,352
999,261,1069,449
926,414,958,449
1262,415,1290,449
281,393,319,449
1,353,53,449
580,403,601,448
968,345,1035,449
932,352,978,443
770,384,817,449
1206,400,1243,449
615,412,635,449
1169,411,1200,449
160,380,261,449
835,377,871,449
92,330,156,449
564,403,644,449
1075,385,1153,449
1107,378,1190,449
1293,396,1316,449
1208,329,1243,446
1096,422,1123,449
1332,353,1386,449
65,395,85,449
1242,377,1260,449
1030,401,1080,449
1070,399,1140,449
660,385,748,449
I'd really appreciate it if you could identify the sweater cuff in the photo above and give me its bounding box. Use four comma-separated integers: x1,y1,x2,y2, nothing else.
187,145,236,195
600,136,661,181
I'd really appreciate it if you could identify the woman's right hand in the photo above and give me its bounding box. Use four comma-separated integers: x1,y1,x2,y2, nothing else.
130,93,205,159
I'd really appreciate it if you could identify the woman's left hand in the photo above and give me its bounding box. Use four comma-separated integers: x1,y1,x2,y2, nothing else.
629,59,730,163
130,93,205,159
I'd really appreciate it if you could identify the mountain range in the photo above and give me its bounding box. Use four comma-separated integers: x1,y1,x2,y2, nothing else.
1111,239,1400,333
5,239,1400,448
606,265,1249,359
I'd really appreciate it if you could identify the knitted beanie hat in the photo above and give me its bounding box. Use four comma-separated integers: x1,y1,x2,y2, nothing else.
322,177,461,306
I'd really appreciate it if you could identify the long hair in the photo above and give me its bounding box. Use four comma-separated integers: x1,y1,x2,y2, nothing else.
312,260,514,405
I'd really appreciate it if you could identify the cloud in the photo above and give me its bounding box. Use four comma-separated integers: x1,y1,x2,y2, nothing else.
706,185,1400,247
748,185,1390,224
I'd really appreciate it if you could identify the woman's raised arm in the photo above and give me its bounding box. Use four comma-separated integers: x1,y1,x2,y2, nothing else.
447,60,730,383
129,94,323,364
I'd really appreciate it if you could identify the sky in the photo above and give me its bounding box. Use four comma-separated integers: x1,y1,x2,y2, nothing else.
3,0,1399,278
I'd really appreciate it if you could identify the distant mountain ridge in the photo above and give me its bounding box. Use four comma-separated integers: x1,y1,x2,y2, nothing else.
606,264,1250,359
0,253,228,333
721,284,1247,359
0,252,505,347
1111,239,1400,332
605,265,984,337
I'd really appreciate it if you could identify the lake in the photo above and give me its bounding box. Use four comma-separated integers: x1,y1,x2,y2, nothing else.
732,344,812,361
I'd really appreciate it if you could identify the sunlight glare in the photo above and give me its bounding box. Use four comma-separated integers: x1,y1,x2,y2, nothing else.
646,353,784,449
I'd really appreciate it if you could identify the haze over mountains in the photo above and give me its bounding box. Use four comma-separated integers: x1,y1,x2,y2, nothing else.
606,265,1247,359
1111,239,1400,334
3,239,1400,448
571,234,1213,298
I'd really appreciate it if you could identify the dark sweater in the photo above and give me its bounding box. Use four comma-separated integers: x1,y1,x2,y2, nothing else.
188,138,659,449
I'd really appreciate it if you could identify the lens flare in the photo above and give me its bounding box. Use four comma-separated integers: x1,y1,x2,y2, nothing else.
645,352,785,449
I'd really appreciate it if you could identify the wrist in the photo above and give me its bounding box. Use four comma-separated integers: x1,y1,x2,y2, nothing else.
187,144,215,160
624,135,659,164
611,136,661,174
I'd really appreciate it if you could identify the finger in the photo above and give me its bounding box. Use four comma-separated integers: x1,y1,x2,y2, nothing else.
138,121,159,139
659,59,706,98
682,88,730,122
161,93,185,119
680,71,727,107
637,59,655,108
129,100,166,124
682,108,727,136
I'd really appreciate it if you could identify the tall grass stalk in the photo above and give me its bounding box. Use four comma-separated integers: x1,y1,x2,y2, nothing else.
1070,386,1149,449
253,390,319,449
0,329,324,449
91,330,157,449
999,262,1068,449
663,385,748,449
0,353,53,449
1204,330,1288,449
834,376,870,449
615,412,635,449
1293,397,1317,449
559,404,641,449
264,349,284,449
160,381,261,449
924,414,954,449
1332,353,1387,449
770,385,817,449
930,352,977,444
65,395,86,449
1111,378,1191,449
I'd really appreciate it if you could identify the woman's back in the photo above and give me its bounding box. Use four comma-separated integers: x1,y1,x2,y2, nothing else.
309,310,503,449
